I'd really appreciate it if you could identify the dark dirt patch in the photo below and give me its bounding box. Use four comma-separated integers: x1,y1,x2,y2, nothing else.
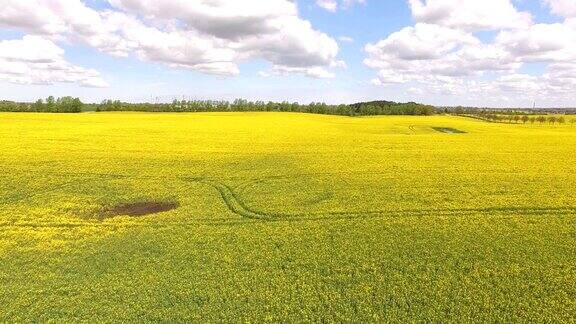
100,201,179,218
432,127,467,134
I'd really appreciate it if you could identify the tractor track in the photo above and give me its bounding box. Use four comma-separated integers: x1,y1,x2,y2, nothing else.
2,174,576,228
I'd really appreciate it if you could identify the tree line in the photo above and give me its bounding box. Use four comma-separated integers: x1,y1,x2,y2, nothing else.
95,98,437,116
0,97,436,116
1,97,574,122
443,106,576,115
451,109,576,125
0,96,83,113
481,113,573,125
441,107,576,125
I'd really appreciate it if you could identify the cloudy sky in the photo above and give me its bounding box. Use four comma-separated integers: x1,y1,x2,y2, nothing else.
0,0,575,107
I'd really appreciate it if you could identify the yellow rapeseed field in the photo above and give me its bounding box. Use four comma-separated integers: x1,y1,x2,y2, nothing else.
1,112,575,321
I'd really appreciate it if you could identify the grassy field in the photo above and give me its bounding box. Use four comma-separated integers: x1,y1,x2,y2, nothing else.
1,112,575,322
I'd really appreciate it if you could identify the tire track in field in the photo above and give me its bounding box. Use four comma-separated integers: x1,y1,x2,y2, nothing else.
206,181,275,220
180,177,275,220
2,206,575,229
3,174,576,227
184,177,576,222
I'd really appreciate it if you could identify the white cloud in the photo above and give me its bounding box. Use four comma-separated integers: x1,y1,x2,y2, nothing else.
0,35,108,87
107,0,298,40
0,0,343,78
342,0,366,8
317,0,338,12
363,0,576,106
0,1,67,34
79,78,109,88
408,0,532,31
544,0,576,18
364,23,520,85
365,23,478,62
407,87,425,96
496,21,576,62
339,36,355,43
316,0,365,12
261,65,335,79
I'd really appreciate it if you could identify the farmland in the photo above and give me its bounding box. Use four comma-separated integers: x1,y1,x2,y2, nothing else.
1,112,575,321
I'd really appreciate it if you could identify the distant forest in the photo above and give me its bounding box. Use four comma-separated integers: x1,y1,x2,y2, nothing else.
0,96,83,113
0,98,437,116
442,106,576,115
2,97,575,116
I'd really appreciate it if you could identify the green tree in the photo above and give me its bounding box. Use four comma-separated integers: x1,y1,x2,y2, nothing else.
32,99,44,112
46,96,55,112
71,97,83,112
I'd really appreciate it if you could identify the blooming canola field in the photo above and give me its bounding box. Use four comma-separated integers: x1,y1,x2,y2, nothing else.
0,112,575,321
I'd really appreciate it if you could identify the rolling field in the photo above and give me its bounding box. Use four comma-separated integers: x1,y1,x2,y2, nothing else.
1,112,575,321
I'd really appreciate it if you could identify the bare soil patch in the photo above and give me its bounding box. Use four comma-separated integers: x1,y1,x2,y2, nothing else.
432,127,466,134
101,201,179,218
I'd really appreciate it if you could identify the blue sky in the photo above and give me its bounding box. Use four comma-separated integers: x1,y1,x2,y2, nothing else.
0,0,574,107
